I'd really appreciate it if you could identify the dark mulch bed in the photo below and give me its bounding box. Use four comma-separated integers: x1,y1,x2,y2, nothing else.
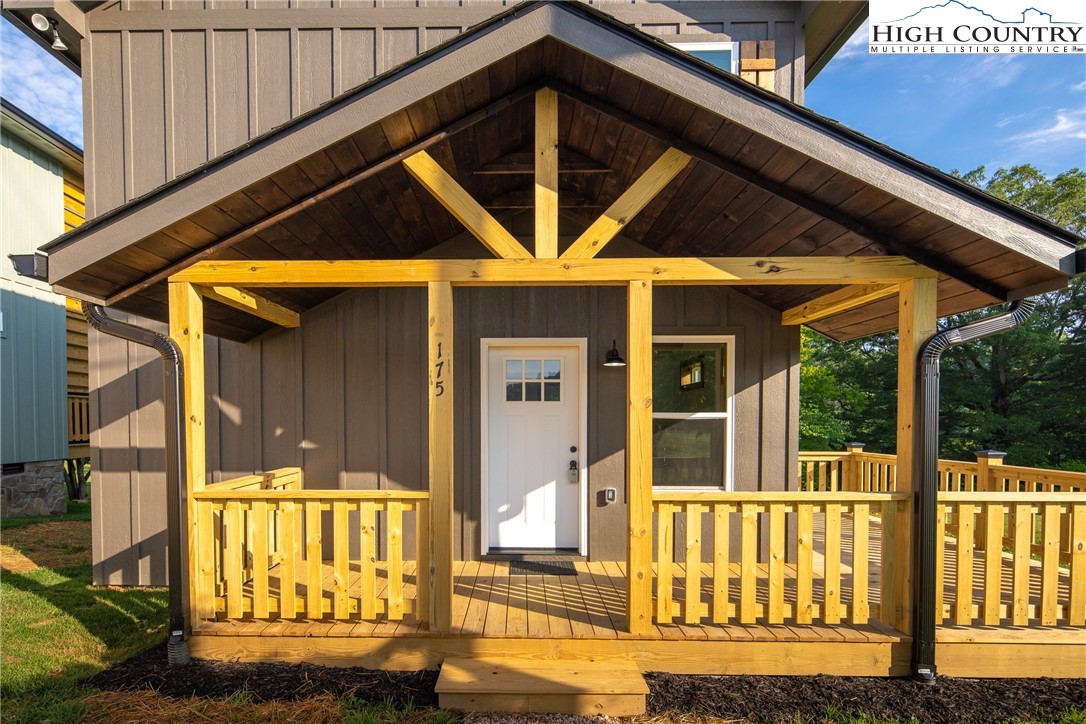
646,672,1086,723
86,645,1086,722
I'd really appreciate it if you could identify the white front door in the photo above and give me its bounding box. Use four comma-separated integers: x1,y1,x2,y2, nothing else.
485,344,582,551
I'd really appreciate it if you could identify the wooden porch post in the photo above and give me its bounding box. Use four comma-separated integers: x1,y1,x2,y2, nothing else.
626,280,654,635
887,277,936,634
168,281,209,624
427,281,454,632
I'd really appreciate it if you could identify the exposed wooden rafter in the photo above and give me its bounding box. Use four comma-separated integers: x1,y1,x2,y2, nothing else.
551,82,1010,301
196,285,301,328
172,257,936,287
781,283,899,326
105,85,542,305
562,148,691,260
535,88,560,259
403,151,532,260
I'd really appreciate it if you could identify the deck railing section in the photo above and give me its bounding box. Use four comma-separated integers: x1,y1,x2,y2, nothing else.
192,469,429,625
652,491,908,627
937,492,1085,627
67,392,90,446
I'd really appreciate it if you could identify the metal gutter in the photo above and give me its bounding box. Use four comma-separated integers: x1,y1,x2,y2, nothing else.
912,298,1037,682
82,303,191,666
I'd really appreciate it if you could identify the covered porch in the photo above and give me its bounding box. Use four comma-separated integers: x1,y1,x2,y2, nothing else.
45,2,1081,681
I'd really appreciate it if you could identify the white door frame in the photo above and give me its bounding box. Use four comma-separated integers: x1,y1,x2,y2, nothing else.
480,337,588,556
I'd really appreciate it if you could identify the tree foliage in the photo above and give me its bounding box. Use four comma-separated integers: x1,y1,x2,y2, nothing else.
800,165,1086,470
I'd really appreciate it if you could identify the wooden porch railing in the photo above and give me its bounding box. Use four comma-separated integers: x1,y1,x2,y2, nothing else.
937,492,1085,627
652,491,909,627
67,392,90,446
191,468,430,624
799,447,1085,494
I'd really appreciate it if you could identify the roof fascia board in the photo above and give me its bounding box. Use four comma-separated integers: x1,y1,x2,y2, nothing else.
47,0,1075,286
46,2,556,283
542,8,1074,277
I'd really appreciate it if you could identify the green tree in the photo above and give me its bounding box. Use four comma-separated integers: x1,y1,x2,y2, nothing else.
800,165,1085,470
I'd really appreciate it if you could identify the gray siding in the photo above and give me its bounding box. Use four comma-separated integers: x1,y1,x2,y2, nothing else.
83,1,806,217
91,286,798,585
1,126,68,465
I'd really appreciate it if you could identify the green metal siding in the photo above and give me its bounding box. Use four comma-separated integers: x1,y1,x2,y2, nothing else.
1,126,67,464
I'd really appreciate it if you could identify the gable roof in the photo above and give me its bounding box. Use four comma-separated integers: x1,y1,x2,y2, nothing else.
40,0,1079,341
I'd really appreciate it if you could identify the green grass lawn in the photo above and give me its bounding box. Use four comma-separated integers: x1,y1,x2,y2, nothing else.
1,513,168,723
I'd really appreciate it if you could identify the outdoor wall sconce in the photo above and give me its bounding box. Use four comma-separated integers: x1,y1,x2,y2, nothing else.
603,339,626,367
31,13,67,51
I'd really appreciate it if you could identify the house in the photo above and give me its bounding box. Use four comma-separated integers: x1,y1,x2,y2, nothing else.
1,98,88,518
11,0,1084,712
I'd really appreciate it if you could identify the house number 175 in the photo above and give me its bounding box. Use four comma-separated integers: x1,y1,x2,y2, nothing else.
434,342,445,396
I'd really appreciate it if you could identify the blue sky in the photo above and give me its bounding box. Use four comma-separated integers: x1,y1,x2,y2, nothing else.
807,20,1086,177
1,15,1083,177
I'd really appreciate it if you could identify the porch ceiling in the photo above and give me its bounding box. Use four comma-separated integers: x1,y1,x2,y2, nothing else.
43,2,1078,343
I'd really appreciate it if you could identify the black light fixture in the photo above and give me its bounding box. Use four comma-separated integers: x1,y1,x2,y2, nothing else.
603,339,626,367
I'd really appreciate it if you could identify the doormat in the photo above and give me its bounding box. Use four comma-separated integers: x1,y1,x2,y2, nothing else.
508,560,577,576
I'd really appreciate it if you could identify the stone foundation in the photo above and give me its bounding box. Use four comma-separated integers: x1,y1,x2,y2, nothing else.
1,460,68,519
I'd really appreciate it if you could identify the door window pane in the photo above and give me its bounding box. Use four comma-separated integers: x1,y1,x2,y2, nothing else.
525,360,542,380
506,383,522,402
544,360,561,379
544,382,561,401
525,381,542,401
506,360,523,380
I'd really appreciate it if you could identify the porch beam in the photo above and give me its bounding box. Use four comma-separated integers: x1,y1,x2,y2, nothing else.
172,257,937,287
886,277,937,634
781,283,899,326
626,279,654,635
168,281,211,624
552,83,1009,301
562,147,691,260
402,151,532,260
105,85,541,306
195,285,301,328
427,281,455,632
534,88,559,259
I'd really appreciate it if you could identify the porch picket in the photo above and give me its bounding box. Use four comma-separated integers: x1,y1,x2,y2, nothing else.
936,493,1085,627
651,492,898,628
192,483,430,624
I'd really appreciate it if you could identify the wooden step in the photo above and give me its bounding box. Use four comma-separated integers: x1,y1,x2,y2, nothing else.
436,656,649,716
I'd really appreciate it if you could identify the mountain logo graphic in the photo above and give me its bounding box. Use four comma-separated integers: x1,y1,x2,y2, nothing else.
889,1,1075,25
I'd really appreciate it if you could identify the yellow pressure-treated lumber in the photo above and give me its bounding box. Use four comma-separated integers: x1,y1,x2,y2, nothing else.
768,503,785,624
796,503,814,624
173,257,937,287
428,282,455,632
1069,502,1086,626
684,504,703,625
306,500,323,618
280,501,298,618
251,500,270,618
535,88,559,259
333,501,350,619
403,151,531,259
195,285,300,327
626,280,654,635
781,283,899,326
388,501,405,621
712,503,730,623
169,280,209,623
656,503,674,624
889,276,936,633
562,148,690,259
360,500,377,619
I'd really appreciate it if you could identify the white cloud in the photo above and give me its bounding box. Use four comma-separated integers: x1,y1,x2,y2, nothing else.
1073,80,1086,93
1006,108,1086,150
832,19,870,62
0,19,83,148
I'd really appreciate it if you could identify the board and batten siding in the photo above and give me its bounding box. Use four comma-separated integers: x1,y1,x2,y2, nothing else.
90,285,797,585
0,128,68,466
83,0,806,216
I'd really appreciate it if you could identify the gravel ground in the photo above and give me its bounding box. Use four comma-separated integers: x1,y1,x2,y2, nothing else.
85,644,1086,722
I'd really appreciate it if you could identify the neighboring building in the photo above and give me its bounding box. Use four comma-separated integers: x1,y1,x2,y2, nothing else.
0,99,87,518
11,0,1083,697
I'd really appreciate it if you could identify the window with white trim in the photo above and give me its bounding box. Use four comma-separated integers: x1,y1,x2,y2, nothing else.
671,41,740,74
652,336,735,490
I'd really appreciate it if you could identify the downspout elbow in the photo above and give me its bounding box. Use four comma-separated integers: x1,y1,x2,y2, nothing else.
83,303,191,666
